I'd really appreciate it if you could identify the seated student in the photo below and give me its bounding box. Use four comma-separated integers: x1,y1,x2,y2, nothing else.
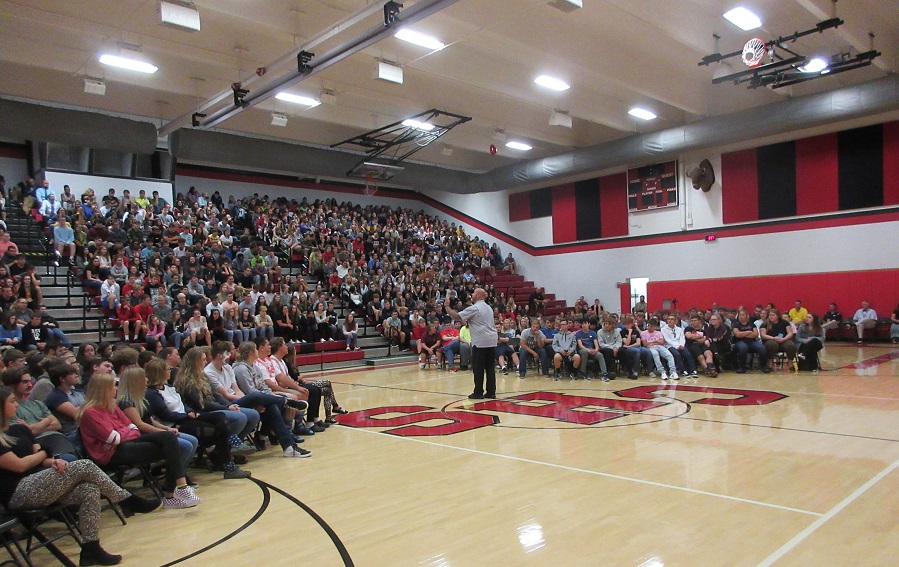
255,338,325,435
116,367,203,482
495,319,519,375
115,296,143,342
0,386,158,567
575,319,605,381
662,315,696,377
20,312,50,352
892,303,899,344
551,319,581,380
795,314,825,371
0,312,21,348
100,274,120,311
760,309,797,369
618,315,647,379
174,347,260,449
596,318,622,381
342,312,359,350
77,373,200,510
518,319,549,377
437,320,460,368
417,321,441,369
284,343,346,425
231,342,311,457
640,318,678,380
254,305,275,340
383,310,405,347
409,317,427,354
685,315,718,377
43,363,85,443
187,308,212,347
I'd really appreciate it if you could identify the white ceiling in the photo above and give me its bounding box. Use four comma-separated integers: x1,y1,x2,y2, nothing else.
0,0,896,173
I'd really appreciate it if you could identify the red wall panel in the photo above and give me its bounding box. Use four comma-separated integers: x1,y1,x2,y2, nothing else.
646,268,899,317
552,183,577,244
722,149,759,224
599,172,628,238
795,133,839,215
884,120,899,206
508,192,530,222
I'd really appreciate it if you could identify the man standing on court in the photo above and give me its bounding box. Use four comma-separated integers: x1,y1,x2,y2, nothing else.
445,288,498,399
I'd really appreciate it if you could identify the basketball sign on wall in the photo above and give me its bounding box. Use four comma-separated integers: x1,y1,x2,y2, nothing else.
627,161,678,212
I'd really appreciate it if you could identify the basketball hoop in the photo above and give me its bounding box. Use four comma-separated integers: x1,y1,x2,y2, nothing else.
363,174,378,196
742,38,766,67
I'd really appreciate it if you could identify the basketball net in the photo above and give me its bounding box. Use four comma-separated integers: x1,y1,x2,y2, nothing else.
363,174,378,196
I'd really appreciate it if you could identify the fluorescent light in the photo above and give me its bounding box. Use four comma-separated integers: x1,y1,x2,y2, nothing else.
534,75,570,91
274,92,321,107
271,112,288,127
99,54,158,74
799,57,828,73
723,7,762,31
395,29,445,50
402,119,435,131
547,0,583,13
506,141,532,151
628,107,657,120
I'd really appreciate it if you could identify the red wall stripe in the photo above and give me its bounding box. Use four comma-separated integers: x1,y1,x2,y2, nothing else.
721,148,759,224
0,144,28,160
551,183,577,244
646,268,899,318
599,172,628,238
508,192,531,222
884,120,899,206
795,133,839,215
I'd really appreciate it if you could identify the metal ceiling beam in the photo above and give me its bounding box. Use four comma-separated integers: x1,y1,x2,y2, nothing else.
157,1,384,138
196,0,461,130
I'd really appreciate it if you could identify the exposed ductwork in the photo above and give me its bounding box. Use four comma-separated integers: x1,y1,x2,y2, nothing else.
173,74,898,194
0,99,158,155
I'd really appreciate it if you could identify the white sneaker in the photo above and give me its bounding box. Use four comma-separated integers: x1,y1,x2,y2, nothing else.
320,338,326,342
283,445,312,458
419,363,425,369
671,373,680,381
328,338,334,341
682,371,690,377
163,496,197,509
648,371,656,378
660,373,669,380
172,485,201,506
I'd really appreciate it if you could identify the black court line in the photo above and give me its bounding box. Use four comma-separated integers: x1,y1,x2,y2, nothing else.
160,479,270,567
253,479,355,567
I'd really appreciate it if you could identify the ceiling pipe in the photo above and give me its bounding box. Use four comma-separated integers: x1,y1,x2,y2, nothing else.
157,2,384,138
198,0,460,130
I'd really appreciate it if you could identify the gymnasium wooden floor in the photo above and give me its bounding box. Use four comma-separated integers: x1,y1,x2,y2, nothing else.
38,343,899,566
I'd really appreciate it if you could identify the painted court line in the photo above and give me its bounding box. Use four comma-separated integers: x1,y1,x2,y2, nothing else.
344,425,822,517
756,455,899,567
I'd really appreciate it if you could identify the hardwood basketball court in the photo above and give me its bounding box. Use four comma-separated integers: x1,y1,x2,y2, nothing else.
37,343,899,566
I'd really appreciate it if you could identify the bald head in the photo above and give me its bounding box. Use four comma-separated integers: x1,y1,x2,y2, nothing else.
472,288,486,302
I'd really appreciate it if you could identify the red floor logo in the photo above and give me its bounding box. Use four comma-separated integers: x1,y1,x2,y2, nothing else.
338,385,787,436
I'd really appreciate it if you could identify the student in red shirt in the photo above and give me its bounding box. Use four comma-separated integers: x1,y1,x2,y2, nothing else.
116,296,144,342
133,294,155,327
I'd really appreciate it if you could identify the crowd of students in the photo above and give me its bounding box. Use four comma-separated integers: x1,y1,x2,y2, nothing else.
0,335,344,565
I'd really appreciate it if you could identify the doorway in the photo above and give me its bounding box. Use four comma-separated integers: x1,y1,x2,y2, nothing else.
629,277,649,311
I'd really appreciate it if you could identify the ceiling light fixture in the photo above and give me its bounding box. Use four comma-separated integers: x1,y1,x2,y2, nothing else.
99,53,158,74
394,28,445,50
271,112,288,127
83,78,106,96
547,0,583,13
402,119,435,131
798,57,828,73
723,7,762,31
534,75,570,91
274,92,321,107
506,141,532,151
628,107,657,121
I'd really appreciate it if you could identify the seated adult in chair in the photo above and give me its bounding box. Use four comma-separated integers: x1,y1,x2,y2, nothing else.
618,315,646,379
851,301,877,344
685,315,718,377
596,318,621,381
731,310,769,373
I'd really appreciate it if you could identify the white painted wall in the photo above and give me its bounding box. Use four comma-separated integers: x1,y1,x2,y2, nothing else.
0,157,28,187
